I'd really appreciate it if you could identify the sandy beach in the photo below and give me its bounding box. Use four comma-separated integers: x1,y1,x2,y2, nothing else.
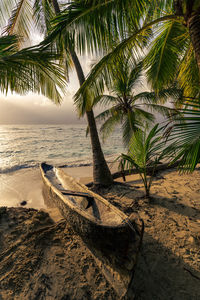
0,164,200,299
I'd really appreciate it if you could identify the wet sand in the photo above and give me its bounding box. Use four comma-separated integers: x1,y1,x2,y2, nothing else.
0,168,45,209
0,161,118,209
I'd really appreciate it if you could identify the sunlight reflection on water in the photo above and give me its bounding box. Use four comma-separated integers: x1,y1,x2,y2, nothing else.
0,124,124,173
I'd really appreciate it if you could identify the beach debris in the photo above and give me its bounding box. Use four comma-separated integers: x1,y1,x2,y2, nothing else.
20,200,27,206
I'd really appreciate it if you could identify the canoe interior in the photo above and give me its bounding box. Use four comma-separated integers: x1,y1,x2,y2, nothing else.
41,163,143,299
42,163,124,226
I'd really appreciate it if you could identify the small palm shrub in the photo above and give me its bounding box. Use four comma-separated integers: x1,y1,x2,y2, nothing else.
119,124,169,198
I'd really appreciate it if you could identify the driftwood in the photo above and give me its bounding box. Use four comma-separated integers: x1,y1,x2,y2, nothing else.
112,161,180,180
86,162,180,187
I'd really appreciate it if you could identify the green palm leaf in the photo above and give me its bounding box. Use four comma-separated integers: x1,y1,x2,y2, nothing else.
0,0,17,26
134,107,155,123
166,100,200,172
92,95,118,107
122,112,142,147
74,14,177,104
33,0,55,34
50,0,149,55
119,123,168,197
133,87,182,104
145,20,188,91
98,110,122,142
95,105,121,122
0,35,66,102
89,55,180,147
2,0,33,39
177,44,200,99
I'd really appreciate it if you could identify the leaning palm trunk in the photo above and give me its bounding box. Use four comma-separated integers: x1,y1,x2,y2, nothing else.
52,0,113,186
187,12,200,74
70,49,113,185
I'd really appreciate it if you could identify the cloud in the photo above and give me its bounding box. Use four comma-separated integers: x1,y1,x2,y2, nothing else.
0,93,86,124
0,53,100,124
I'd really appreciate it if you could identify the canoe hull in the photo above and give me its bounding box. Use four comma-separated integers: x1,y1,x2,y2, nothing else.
41,164,143,299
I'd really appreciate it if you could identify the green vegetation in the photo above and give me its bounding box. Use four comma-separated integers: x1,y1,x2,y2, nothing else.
0,35,65,101
64,1,200,101
119,124,169,198
165,100,200,172
92,55,180,146
52,0,200,173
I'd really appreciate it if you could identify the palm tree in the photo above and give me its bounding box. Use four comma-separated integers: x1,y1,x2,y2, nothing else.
0,0,113,186
91,56,180,146
50,1,200,173
50,0,200,102
0,34,65,101
51,0,113,186
119,124,169,198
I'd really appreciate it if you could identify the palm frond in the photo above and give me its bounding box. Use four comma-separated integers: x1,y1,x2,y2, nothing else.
133,87,182,104
0,35,18,54
119,123,170,196
126,60,143,93
95,106,120,122
3,0,33,39
133,107,155,123
50,0,149,55
127,124,167,168
122,111,142,147
177,44,200,99
0,0,16,27
0,36,66,103
141,103,178,119
33,0,55,34
165,100,200,172
74,14,178,105
145,20,188,91
92,95,117,107
98,110,122,142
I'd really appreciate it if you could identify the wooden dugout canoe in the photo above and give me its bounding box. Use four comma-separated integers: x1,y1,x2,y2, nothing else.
40,162,143,299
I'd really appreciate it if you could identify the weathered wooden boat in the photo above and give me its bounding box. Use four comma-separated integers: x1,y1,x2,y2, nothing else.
40,162,143,299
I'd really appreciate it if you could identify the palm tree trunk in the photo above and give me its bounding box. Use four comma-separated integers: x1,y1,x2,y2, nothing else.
52,0,113,186
187,11,200,73
70,50,113,185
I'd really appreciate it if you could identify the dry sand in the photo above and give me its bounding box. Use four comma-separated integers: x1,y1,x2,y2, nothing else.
0,165,200,299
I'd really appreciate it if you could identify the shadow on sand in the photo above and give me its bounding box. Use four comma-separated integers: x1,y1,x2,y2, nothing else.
100,182,200,299
133,231,200,300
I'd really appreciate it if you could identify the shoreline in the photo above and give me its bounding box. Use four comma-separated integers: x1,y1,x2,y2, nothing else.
0,161,119,210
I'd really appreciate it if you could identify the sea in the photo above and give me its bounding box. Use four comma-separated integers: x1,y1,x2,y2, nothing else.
0,124,125,174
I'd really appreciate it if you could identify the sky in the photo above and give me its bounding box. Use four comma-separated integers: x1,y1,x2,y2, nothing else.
0,51,94,125
0,92,83,125
0,29,94,125
0,29,148,125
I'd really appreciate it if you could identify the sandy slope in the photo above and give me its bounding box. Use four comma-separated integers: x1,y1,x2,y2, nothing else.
0,207,116,300
104,167,200,299
0,166,200,299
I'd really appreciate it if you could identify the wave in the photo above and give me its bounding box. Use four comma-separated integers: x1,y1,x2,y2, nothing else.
58,154,118,169
0,161,92,174
0,163,38,174
0,154,119,175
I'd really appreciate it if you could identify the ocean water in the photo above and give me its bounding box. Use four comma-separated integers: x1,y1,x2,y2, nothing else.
0,124,124,174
